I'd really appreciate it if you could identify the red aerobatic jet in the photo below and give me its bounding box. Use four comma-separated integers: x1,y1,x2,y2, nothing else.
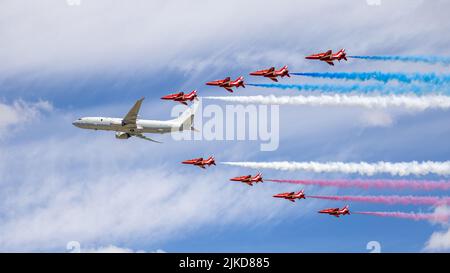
182,156,216,169
273,189,306,203
249,65,290,82
161,90,198,105
318,205,350,218
229,173,263,186
206,76,245,93
305,48,347,66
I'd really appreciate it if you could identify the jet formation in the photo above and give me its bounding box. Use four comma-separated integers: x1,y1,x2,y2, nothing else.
74,47,357,219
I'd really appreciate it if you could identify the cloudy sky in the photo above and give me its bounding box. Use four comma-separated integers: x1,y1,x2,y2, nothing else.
1,0,450,252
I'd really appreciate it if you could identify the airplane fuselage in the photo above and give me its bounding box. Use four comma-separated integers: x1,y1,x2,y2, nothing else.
73,117,179,134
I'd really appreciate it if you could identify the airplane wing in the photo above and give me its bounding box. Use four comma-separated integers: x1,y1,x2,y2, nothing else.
268,77,278,82
134,133,162,143
262,67,276,76
267,67,275,72
122,97,144,126
224,87,234,93
222,77,231,83
325,61,335,66
320,50,333,60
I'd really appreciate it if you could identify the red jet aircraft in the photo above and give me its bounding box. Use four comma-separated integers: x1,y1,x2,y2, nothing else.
305,48,347,66
161,90,198,105
318,205,350,218
229,173,263,186
182,156,216,169
273,189,306,203
249,65,290,82
206,76,245,93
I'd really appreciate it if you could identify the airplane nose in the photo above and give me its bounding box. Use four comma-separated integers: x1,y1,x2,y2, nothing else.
72,120,81,127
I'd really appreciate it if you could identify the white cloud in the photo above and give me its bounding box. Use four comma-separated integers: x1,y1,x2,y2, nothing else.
0,126,304,251
424,229,450,252
0,100,52,136
423,206,450,252
0,0,444,77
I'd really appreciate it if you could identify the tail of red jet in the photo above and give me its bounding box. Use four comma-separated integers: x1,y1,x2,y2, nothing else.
185,90,198,101
234,76,245,88
297,189,305,199
281,65,290,77
337,48,347,61
341,205,350,215
253,172,263,182
205,156,216,166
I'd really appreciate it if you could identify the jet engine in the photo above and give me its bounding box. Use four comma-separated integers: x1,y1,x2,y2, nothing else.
115,132,131,139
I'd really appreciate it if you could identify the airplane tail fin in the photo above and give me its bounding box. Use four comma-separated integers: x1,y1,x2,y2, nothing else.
340,49,347,61
208,156,216,165
237,76,245,88
186,90,198,101
171,100,200,132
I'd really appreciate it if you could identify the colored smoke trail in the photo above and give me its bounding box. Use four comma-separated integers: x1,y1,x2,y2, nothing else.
221,161,450,176
266,179,450,191
203,95,450,111
292,72,450,85
307,195,450,206
348,55,450,65
246,83,436,95
354,211,450,223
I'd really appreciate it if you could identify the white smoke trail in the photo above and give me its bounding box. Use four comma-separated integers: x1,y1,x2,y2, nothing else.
204,95,450,110
221,161,450,176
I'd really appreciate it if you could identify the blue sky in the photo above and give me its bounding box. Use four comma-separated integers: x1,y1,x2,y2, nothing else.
1,0,450,252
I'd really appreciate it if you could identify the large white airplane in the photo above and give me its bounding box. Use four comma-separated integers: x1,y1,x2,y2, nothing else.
72,97,199,143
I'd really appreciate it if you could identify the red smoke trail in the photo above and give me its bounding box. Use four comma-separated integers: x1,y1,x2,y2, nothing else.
266,179,450,191
307,195,450,206
354,211,450,223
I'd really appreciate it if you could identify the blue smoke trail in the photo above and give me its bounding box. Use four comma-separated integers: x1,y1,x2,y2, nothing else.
292,72,450,85
247,83,445,95
349,55,450,65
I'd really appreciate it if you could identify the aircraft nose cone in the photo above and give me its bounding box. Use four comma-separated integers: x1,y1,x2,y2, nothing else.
72,120,81,127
